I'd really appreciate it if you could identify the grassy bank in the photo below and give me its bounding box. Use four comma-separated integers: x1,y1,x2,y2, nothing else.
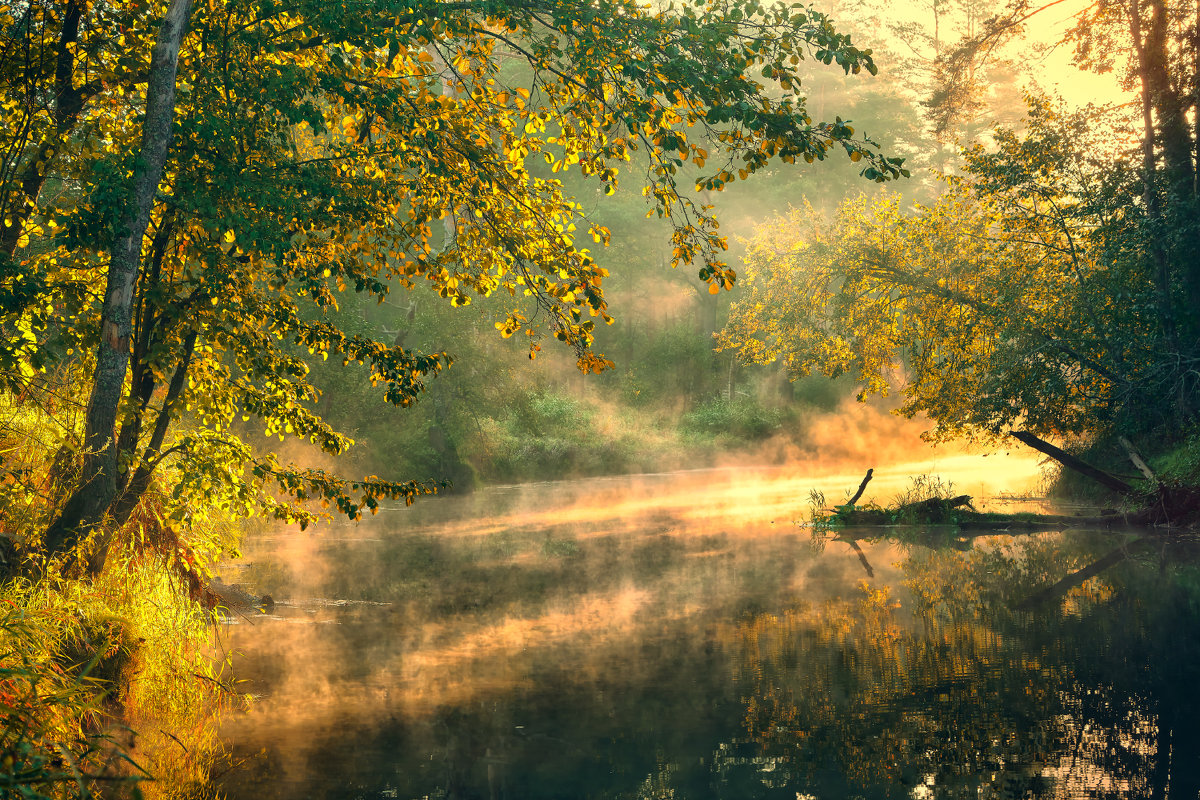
1,392,239,799
0,565,231,799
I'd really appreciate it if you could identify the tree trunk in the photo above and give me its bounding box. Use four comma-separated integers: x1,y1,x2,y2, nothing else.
1129,0,1199,422
1130,0,1181,356
1008,430,1135,496
43,0,193,560
0,0,95,259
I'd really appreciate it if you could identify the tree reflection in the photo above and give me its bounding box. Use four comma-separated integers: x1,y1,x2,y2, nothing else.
217,518,1200,800
731,531,1200,799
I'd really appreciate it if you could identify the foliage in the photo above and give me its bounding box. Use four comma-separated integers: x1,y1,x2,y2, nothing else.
608,319,723,406
719,96,1184,445
476,390,650,481
680,396,785,441
0,387,237,798
723,0,1200,475
0,0,905,570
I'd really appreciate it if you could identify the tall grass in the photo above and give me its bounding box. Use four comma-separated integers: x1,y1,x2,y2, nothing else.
0,565,232,800
0,390,237,800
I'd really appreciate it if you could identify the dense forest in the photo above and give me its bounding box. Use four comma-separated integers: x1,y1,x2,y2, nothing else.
1,0,1198,794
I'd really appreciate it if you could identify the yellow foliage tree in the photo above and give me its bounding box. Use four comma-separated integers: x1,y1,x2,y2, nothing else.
0,0,905,569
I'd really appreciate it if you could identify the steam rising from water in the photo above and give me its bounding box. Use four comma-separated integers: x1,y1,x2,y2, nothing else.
217,436,1042,746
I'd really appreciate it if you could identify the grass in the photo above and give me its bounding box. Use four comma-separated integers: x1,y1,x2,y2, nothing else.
811,474,975,528
0,564,234,800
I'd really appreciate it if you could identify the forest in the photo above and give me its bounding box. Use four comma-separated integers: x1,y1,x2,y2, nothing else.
1,0,1199,795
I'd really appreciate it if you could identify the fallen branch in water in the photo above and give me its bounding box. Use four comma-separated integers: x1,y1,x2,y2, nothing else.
1005,431,1200,526
1008,430,1135,495
812,470,1148,530
828,493,978,526
846,468,874,507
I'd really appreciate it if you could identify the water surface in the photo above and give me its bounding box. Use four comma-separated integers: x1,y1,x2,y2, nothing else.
213,465,1200,799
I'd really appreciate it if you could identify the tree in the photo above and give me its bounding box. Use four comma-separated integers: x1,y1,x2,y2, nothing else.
718,98,1174,446
0,0,905,571
950,0,1200,408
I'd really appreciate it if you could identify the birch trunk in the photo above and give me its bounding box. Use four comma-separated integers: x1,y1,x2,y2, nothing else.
43,0,193,560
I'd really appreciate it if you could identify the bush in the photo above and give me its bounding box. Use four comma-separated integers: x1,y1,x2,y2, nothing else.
680,396,785,441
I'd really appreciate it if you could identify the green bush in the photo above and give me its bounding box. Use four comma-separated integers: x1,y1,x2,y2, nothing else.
680,396,785,441
1152,429,1200,483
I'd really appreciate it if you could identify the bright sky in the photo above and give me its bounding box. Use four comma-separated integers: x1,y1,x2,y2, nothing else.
872,0,1135,111
1028,3,1133,108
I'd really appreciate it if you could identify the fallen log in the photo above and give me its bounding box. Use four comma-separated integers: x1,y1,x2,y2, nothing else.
826,493,1133,530
1009,430,1134,495
816,465,1200,530
832,494,974,525
1119,436,1157,483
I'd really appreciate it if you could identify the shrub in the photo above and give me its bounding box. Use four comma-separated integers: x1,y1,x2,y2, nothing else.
680,396,784,441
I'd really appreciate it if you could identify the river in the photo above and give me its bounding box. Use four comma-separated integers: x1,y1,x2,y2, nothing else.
210,457,1200,799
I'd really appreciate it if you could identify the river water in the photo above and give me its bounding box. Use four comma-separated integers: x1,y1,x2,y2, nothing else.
210,461,1200,799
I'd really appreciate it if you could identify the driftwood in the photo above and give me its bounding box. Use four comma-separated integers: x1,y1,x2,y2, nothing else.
822,460,1200,530
833,492,977,526
1119,437,1157,482
902,494,975,516
846,468,874,506
820,469,1144,529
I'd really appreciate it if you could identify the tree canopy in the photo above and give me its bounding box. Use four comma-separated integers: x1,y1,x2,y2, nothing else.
0,0,902,571
721,0,1200,452
720,101,1162,442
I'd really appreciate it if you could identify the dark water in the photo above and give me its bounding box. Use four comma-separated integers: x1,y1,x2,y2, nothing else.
212,469,1200,799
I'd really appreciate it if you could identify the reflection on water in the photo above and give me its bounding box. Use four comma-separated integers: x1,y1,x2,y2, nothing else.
212,464,1200,799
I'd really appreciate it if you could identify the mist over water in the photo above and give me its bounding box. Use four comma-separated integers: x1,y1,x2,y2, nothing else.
211,454,1200,799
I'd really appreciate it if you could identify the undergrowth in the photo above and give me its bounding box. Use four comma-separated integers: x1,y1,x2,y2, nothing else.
0,563,233,800
1,391,239,800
